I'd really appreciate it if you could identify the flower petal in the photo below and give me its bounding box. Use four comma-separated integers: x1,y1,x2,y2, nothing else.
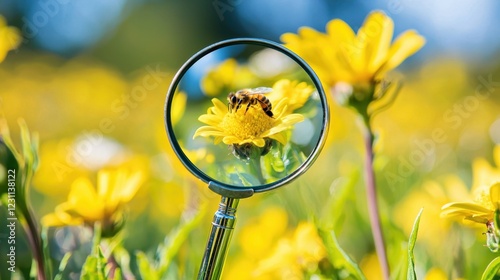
222,135,244,145
490,182,500,210
0,16,22,62
212,98,229,115
41,207,84,227
251,138,266,147
326,19,355,43
377,30,425,77
361,11,394,73
171,91,187,125
66,178,104,221
281,114,305,125
269,132,288,145
97,170,111,199
193,126,225,139
117,171,144,203
198,114,224,126
328,19,364,77
68,177,99,207
441,202,492,218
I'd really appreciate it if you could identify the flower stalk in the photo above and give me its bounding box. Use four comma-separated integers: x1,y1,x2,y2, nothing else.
1,119,48,279
248,154,266,184
361,116,390,280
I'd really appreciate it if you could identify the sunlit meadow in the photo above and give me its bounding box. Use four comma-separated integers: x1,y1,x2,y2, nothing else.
1,3,500,280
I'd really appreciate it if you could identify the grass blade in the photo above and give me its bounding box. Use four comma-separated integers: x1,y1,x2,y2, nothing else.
407,208,423,280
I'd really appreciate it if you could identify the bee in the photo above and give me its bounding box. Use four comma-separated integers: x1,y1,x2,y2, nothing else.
227,87,274,117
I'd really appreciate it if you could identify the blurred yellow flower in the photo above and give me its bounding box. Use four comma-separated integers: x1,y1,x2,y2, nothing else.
360,253,382,280
201,58,256,96
171,91,187,126
281,10,425,88
0,15,21,63
267,79,315,113
42,168,144,234
424,267,448,280
253,222,327,279
238,207,288,259
193,97,304,148
441,146,500,225
472,145,500,192
394,177,470,247
223,207,288,280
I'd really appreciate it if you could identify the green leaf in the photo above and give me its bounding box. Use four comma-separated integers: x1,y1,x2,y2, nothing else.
282,142,306,172
481,257,500,280
237,172,260,186
407,208,423,280
136,251,160,280
322,169,360,229
53,252,72,280
157,207,207,278
318,228,366,280
1,119,48,279
80,246,107,280
112,245,134,279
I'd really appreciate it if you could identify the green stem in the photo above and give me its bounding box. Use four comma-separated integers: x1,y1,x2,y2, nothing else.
21,208,47,280
248,156,265,185
361,115,390,280
92,222,103,252
19,163,48,280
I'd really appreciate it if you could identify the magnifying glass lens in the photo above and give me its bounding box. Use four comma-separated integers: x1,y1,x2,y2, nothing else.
165,39,328,193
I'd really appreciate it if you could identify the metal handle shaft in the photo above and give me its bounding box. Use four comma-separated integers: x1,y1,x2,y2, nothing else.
197,196,239,280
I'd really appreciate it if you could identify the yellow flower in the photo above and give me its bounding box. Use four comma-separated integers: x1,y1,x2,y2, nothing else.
0,15,21,63
223,207,288,280
201,58,257,96
281,10,425,88
238,207,288,259
360,253,382,280
267,79,315,113
394,177,470,255
424,268,448,280
472,145,500,192
171,91,187,126
441,146,500,225
42,168,144,234
441,182,500,224
193,97,304,148
253,222,327,278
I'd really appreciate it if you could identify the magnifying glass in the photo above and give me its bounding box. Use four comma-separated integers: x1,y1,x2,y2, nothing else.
164,38,329,280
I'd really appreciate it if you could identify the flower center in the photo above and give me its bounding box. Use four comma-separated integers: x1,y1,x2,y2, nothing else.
220,105,274,140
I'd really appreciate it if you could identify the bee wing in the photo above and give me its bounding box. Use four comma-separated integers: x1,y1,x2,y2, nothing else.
250,87,273,94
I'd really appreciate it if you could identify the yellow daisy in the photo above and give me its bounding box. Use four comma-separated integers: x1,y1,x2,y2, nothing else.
193,96,304,150
281,10,425,88
42,168,144,235
200,58,256,96
253,222,327,278
441,146,500,225
267,79,315,113
441,182,500,224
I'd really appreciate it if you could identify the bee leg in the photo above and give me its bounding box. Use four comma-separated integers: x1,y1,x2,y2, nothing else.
244,103,252,115
265,110,274,117
236,100,243,112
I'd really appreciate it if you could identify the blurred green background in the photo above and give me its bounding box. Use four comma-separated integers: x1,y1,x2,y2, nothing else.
2,0,500,279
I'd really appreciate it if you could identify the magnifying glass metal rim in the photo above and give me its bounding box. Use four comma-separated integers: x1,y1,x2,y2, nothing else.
164,37,329,198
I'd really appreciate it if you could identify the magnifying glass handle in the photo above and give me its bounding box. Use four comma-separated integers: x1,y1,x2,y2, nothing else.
198,196,239,280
